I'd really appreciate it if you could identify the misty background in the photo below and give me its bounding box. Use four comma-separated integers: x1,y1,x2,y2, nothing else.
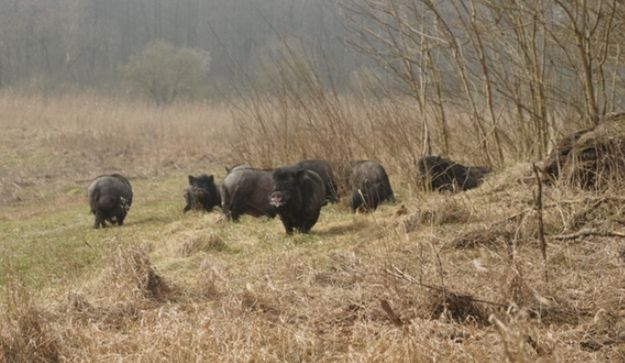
0,0,364,94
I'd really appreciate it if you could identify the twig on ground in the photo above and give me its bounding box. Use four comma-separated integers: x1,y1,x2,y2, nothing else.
380,299,403,326
385,265,508,308
553,228,625,241
532,163,547,264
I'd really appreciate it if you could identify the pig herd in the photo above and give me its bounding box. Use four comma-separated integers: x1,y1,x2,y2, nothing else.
87,156,490,234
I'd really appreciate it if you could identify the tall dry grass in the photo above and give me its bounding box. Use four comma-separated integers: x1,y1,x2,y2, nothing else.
228,43,590,190
0,90,234,206
0,84,528,207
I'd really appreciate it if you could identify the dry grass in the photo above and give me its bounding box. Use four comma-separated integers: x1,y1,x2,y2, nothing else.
0,90,234,209
176,230,228,256
231,94,492,181
543,114,625,190
2,93,625,361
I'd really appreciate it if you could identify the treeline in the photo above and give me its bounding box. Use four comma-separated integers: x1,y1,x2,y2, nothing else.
0,0,364,92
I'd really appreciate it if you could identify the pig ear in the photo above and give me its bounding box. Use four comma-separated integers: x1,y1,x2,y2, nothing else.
208,175,214,182
225,166,230,173
188,175,195,184
296,168,308,180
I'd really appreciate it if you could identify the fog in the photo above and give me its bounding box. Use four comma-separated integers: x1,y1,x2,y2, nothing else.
0,0,364,92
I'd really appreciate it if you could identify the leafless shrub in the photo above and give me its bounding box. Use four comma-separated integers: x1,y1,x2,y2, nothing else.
228,36,482,182
341,0,625,165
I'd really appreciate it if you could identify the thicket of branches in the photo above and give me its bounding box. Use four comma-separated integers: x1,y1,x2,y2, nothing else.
341,0,625,165
231,1,625,172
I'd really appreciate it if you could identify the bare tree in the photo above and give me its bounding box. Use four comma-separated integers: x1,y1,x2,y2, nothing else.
341,0,625,162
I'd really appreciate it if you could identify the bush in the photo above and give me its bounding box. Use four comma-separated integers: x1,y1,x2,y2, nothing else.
121,40,209,105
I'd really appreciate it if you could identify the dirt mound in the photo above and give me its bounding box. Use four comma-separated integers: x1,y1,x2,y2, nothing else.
543,114,625,188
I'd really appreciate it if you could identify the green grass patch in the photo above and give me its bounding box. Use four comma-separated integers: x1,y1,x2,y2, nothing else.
0,171,381,291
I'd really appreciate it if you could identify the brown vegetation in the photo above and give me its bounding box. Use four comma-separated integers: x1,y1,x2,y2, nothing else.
543,113,625,189
1,92,625,361
0,91,233,210
4,1,625,360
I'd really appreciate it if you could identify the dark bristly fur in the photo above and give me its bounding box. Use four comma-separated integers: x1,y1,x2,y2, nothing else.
87,174,133,229
347,160,395,213
183,174,221,213
220,167,276,221
295,159,339,204
270,166,326,234
418,155,490,192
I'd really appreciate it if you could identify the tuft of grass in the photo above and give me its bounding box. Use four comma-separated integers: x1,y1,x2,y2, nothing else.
177,230,228,256
0,278,62,362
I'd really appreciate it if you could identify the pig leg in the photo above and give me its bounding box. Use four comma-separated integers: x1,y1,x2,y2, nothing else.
229,199,246,222
280,216,294,234
230,210,241,222
299,213,319,234
94,212,105,229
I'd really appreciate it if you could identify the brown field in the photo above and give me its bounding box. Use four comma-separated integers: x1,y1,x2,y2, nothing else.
1,91,625,362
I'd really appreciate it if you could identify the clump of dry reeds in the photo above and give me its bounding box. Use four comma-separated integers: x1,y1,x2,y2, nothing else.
543,115,625,190
109,244,174,302
0,279,62,363
177,231,228,257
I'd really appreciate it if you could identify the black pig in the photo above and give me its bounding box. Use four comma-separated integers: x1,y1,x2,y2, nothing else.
347,160,395,212
270,166,326,234
183,174,221,213
418,155,490,192
295,159,339,204
87,174,133,228
220,167,276,221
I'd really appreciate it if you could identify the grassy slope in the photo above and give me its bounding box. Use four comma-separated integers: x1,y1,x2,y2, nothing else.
2,169,624,361
0,170,389,292
2,94,625,361
1,175,183,288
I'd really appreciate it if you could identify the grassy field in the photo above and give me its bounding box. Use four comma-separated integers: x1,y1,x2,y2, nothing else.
1,92,625,362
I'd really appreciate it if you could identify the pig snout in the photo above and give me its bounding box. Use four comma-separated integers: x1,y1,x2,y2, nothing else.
270,191,286,207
